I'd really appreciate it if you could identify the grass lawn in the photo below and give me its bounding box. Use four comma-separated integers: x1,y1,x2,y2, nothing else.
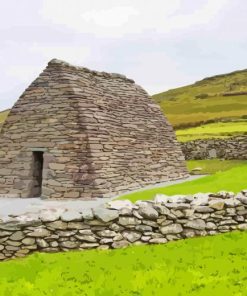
118,162,247,202
0,231,247,295
176,121,247,142
187,159,247,175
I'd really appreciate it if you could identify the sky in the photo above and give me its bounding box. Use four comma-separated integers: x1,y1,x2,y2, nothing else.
0,0,246,111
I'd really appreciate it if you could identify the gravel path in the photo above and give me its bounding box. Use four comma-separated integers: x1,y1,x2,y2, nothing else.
0,175,205,219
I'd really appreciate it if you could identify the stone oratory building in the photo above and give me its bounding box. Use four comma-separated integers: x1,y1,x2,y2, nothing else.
0,59,188,199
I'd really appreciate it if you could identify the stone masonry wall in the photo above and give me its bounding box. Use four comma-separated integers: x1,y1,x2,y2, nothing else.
0,59,188,199
181,136,247,160
1,190,247,261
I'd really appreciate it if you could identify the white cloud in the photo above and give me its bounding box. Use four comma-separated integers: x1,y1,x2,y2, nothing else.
41,0,229,37
82,6,139,27
30,44,91,65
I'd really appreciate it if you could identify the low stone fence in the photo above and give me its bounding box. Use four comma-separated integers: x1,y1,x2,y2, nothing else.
1,190,247,261
181,136,247,160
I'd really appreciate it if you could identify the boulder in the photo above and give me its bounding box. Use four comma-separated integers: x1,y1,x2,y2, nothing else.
93,207,119,223
107,200,133,210
149,238,167,244
81,209,94,220
9,231,25,241
61,211,82,222
160,223,183,234
27,228,51,237
138,205,159,220
185,219,206,230
112,240,130,249
122,231,141,242
209,199,225,210
118,216,140,226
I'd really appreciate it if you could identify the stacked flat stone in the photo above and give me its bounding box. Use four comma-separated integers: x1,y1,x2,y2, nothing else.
181,136,247,160
1,190,247,260
0,59,188,199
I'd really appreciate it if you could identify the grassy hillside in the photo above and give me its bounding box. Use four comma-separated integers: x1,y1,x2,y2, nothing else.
153,69,247,129
177,120,247,142
0,110,9,127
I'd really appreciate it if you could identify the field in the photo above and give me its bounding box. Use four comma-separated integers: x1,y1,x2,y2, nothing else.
176,121,247,142
0,231,247,295
119,161,247,202
0,110,8,124
153,69,247,129
187,159,247,175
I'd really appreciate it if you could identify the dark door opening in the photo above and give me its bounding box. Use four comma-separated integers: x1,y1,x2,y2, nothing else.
31,151,44,197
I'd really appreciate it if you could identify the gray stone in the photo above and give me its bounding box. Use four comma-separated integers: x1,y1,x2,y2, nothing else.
61,211,82,222
120,208,132,216
22,238,36,245
81,209,94,220
224,199,241,207
138,205,159,220
27,228,51,237
195,206,214,213
100,238,113,244
97,230,117,237
135,225,152,232
80,243,99,249
238,224,247,230
75,235,97,242
60,241,79,249
36,238,49,248
47,221,67,230
160,223,183,234
0,231,12,237
39,211,61,222
165,203,190,210
185,219,206,230
122,230,142,242
149,238,167,244
6,240,22,246
118,216,140,226
9,231,25,241
107,200,133,210
153,204,170,215
209,200,225,210
93,207,119,223
205,222,217,230
78,229,93,235
112,240,130,249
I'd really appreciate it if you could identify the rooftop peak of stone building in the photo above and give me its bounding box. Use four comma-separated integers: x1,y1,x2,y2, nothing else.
48,58,135,83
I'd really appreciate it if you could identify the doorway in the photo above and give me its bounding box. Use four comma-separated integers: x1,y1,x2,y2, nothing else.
31,151,44,197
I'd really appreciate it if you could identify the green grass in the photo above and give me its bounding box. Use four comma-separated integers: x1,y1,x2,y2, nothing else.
187,159,247,175
119,163,247,202
1,231,247,295
176,121,247,142
0,110,8,122
152,69,247,128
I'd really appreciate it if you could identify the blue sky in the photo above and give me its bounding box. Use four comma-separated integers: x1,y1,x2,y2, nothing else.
0,0,246,111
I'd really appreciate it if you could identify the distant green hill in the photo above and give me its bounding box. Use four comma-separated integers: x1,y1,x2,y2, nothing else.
152,69,247,129
0,110,9,127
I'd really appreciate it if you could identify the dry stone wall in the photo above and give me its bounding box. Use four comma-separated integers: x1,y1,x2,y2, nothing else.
0,59,188,199
181,136,247,160
1,190,247,261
